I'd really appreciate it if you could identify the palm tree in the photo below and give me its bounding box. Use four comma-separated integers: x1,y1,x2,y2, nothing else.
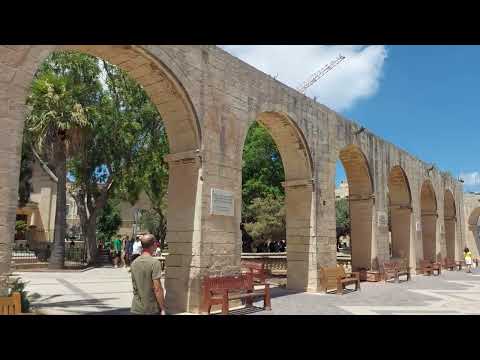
26,67,91,269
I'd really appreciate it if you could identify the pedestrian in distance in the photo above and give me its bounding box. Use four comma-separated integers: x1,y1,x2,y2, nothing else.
464,247,473,273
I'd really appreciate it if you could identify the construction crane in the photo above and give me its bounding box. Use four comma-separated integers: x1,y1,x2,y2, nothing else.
297,54,346,94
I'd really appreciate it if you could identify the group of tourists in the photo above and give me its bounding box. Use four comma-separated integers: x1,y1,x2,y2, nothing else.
241,223,286,253
106,234,162,269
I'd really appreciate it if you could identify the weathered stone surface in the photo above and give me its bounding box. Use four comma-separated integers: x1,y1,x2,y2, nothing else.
0,45,466,314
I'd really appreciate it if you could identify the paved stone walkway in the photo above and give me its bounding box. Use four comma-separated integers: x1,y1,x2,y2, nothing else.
15,267,480,315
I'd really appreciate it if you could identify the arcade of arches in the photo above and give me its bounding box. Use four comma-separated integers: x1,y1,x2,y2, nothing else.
0,45,466,313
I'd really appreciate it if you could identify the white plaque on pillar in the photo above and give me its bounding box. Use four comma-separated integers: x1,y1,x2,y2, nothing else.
210,188,234,216
416,221,422,231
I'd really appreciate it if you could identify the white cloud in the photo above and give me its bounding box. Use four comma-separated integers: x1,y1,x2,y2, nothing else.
460,171,480,192
219,45,387,112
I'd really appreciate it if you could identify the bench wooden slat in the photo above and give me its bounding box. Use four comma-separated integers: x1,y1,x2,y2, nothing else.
383,260,411,283
202,274,271,315
320,265,360,295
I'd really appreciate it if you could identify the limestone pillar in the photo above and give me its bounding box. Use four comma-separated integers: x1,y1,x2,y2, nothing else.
349,195,374,270
283,179,317,292
163,150,203,314
445,216,456,259
421,213,437,262
391,206,413,263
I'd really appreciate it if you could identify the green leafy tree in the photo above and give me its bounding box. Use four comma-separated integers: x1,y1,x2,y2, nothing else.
139,209,167,249
25,51,96,269
336,198,350,242
244,195,285,248
96,198,122,246
25,51,171,264
241,122,286,248
18,135,35,208
242,122,285,219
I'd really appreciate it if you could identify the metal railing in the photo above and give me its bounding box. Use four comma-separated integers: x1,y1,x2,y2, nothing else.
11,242,87,266
157,251,352,275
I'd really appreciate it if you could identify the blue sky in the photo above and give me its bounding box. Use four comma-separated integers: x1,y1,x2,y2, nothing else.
222,46,479,192
342,45,478,191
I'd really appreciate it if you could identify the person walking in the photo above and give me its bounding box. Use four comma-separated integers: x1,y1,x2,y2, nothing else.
122,236,131,268
464,247,473,273
112,235,123,268
130,234,166,315
131,235,143,264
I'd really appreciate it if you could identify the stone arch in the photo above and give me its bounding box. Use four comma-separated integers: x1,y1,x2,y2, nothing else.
420,180,438,261
243,111,315,292
388,165,412,263
0,45,202,313
338,144,374,270
467,207,480,257
444,189,456,260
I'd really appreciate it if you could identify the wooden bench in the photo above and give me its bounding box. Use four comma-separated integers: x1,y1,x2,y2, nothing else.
241,261,268,284
0,292,21,315
418,260,441,276
201,274,271,315
320,265,360,295
442,258,456,271
383,260,411,283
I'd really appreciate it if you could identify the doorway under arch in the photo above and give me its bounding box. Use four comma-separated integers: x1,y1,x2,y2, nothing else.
241,111,315,292
444,189,456,259
388,166,412,263
1,45,202,314
467,207,480,257
420,180,437,261
338,145,374,271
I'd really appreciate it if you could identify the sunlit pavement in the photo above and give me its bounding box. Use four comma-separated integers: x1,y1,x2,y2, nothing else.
16,267,480,315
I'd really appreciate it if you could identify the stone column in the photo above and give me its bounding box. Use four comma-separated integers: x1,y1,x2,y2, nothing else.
283,179,317,292
445,216,456,259
163,150,203,314
349,195,375,270
421,213,438,262
0,76,29,279
391,206,413,262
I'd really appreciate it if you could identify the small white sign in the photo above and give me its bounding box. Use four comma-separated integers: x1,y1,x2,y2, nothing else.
416,221,422,231
211,188,234,217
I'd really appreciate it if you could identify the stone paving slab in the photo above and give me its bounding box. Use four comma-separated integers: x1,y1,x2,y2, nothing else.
14,267,480,315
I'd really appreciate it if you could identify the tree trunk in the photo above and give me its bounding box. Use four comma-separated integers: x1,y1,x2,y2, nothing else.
74,194,98,265
85,216,98,264
48,139,66,269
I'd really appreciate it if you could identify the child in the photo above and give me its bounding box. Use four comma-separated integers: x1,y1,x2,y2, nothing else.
464,247,473,273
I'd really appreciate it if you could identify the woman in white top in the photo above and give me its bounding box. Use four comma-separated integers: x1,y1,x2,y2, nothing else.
131,236,143,264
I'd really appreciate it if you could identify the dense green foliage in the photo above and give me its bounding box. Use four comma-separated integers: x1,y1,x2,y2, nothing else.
241,122,285,245
96,199,122,245
242,122,285,216
243,195,285,246
24,51,170,265
335,198,350,238
25,52,98,268
18,139,35,208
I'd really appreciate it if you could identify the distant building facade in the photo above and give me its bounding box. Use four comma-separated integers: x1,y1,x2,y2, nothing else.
15,162,152,245
335,181,349,200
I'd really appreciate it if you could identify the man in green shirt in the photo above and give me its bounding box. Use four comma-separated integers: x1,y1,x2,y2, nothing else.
112,236,123,268
130,234,166,315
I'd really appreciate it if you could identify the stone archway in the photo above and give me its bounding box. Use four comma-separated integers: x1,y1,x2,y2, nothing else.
388,166,412,263
0,45,202,313
444,189,456,260
420,180,437,262
246,111,315,292
467,207,480,257
338,145,374,271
